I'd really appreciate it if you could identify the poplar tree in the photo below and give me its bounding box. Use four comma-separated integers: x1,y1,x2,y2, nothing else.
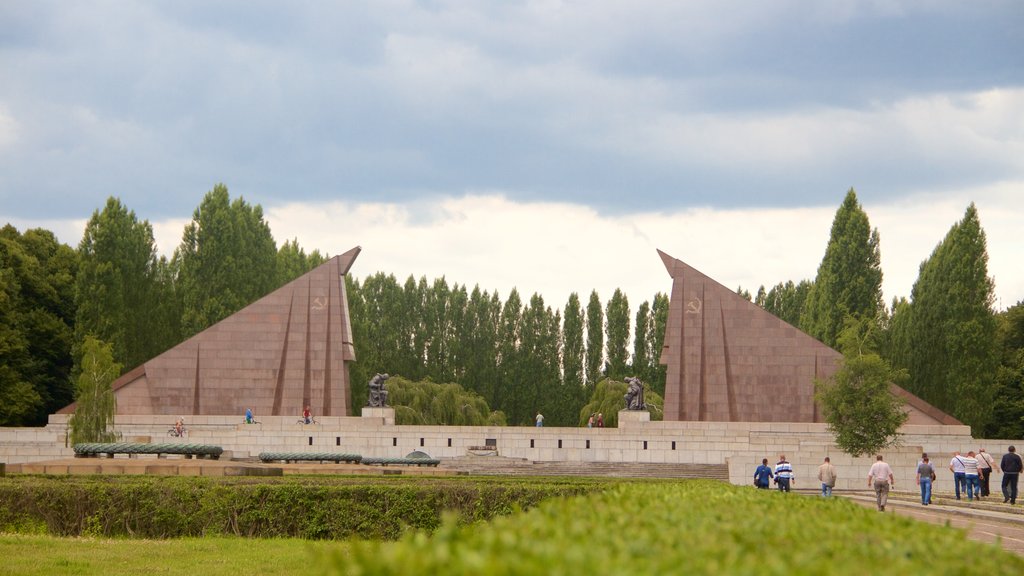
585,290,604,388
75,197,168,373
175,184,277,337
495,289,523,422
562,293,585,394
605,289,630,380
648,292,670,396
760,280,813,327
800,189,883,347
463,286,500,406
890,204,997,432
632,301,651,382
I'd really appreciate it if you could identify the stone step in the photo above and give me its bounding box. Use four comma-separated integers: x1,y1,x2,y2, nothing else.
440,458,729,480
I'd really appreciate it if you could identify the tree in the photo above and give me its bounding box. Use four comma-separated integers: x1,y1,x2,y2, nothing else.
632,301,652,382
578,378,664,427
585,291,604,388
175,184,277,337
759,280,813,327
0,225,78,423
495,288,524,423
647,292,669,396
887,204,998,432
985,302,1024,439
385,376,506,426
605,289,630,380
815,318,907,457
562,293,585,396
68,336,122,444
800,189,883,347
276,238,326,286
75,197,170,374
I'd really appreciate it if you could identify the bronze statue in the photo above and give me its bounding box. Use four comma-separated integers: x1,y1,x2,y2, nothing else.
367,373,390,407
624,376,646,411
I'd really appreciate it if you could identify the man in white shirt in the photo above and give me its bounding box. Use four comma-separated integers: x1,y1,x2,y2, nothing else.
950,451,967,500
963,451,980,501
977,448,999,498
868,455,895,512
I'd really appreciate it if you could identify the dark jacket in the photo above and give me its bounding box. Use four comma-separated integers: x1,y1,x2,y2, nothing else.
1001,452,1023,474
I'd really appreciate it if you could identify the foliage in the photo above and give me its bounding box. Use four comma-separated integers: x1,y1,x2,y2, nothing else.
886,203,998,432
757,279,814,327
175,184,278,337
0,225,77,424
67,336,121,444
816,318,907,457
385,376,506,425
334,480,1024,575
800,189,883,347
0,533,342,576
578,378,664,427
604,288,630,380
585,290,603,388
0,475,603,539
276,237,326,286
984,301,1024,438
74,197,172,375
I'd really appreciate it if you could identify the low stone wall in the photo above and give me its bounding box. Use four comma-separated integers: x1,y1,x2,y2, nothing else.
0,412,1002,493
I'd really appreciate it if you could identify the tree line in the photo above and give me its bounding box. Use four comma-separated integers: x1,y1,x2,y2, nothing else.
2,186,1021,435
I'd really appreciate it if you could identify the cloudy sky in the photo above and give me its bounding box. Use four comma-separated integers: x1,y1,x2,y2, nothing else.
2,1,1022,312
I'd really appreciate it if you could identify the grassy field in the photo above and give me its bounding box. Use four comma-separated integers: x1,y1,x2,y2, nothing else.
3,480,1024,575
0,533,348,576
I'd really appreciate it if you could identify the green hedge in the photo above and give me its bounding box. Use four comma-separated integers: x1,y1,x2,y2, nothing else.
332,481,1024,575
0,476,606,539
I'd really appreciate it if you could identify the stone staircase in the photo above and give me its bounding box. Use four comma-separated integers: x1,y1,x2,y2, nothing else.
441,456,729,480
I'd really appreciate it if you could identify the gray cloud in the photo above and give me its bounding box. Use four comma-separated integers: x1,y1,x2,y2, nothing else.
1,1,1022,220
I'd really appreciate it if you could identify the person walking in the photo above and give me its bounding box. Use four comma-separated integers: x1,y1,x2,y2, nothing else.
754,458,774,489
978,448,999,498
775,455,795,493
1001,445,1023,504
949,451,967,500
535,412,544,427
868,455,895,512
818,456,838,497
963,451,980,501
916,456,935,505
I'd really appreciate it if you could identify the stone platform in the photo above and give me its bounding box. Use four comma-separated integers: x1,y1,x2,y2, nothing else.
5,457,463,478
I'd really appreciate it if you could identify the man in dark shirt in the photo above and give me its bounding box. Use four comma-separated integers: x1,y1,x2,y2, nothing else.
1000,445,1023,504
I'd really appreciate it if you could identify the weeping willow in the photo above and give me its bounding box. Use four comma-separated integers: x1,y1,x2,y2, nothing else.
68,336,122,444
386,376,506,426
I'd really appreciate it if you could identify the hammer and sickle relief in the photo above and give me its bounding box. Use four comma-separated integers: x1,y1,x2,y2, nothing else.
311,297,327,311
685,297,702,314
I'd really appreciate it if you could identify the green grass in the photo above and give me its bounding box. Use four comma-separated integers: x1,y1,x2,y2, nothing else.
3,480,1024,575
0,533,346,576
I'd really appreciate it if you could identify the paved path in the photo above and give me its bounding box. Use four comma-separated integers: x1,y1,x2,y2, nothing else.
841,491,1024,555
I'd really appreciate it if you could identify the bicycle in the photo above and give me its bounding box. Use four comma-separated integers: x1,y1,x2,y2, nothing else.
296,417,318,425
167,427,187,437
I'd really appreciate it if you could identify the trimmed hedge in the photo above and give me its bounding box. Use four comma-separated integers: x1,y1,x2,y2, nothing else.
0,475,606,539
333,481,1024,575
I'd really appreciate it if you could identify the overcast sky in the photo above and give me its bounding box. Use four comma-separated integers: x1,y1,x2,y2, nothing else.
2,1,1022,312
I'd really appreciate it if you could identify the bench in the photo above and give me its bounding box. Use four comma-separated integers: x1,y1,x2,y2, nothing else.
258,452,362,464
73,442,224,460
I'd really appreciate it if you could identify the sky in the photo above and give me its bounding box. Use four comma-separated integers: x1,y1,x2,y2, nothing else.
2,1,1022,313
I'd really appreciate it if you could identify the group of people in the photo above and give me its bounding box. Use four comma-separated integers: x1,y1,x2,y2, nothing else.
241,406,316,424
752,445,1024,512
586,413,605,428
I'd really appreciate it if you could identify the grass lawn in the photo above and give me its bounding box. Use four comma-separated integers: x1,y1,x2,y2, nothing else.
0,533,347,576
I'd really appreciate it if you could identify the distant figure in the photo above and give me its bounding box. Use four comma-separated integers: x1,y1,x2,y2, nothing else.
302,405,312,425
623,377,646,411
775,455,794,492
535,412,544,427
245,407,254,424
977,448,999,498
587,414,594,428
754,458,773,489
171,417,185,437
367,373,390,407
963,451,980,501
949,451,967,500
818,457,837,497
868,455,895,511
916,456,935,505
1001,445,1023,504
596,413,604,428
